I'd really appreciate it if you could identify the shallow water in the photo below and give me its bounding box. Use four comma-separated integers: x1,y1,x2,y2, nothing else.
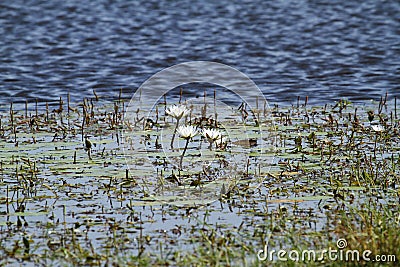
0,93,399,265
1,0,399,106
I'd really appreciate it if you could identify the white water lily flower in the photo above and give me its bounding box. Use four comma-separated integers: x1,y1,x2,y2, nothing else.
371,125,384,132
202,128,222,141
177,125,197,139
215,136,227,146
166,105,190,120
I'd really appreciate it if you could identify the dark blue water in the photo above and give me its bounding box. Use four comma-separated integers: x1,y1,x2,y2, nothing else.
0,0,399,106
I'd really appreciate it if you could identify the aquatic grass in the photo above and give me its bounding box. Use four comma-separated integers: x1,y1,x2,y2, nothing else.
335,198,400,250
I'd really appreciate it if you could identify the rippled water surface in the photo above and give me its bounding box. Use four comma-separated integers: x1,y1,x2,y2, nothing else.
0,0,399,106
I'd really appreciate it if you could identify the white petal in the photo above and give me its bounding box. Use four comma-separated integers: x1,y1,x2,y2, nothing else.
371,125,383,132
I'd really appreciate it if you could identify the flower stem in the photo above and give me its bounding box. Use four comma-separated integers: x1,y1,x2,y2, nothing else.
179,138,190,170
170,118,180,149
208,140,213,151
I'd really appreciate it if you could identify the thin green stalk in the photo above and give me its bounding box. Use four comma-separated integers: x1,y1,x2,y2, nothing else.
170,118,180,149
179,138,190,170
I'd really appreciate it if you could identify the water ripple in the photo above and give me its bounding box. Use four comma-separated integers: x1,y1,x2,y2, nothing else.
0,0,399,106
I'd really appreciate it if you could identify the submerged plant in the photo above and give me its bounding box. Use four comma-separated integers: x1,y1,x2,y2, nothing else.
177,125,197,170
166,104,190,149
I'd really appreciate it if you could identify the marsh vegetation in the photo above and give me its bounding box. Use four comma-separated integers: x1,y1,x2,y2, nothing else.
0,91,399,266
